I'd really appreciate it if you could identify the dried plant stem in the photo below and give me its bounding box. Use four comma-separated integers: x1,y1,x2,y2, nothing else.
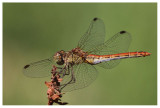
45,65,68,105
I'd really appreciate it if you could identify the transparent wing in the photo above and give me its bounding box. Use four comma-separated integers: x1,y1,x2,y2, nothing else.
77,18,106,52
60,63,98,92
91,31,132,69
23,57,55,78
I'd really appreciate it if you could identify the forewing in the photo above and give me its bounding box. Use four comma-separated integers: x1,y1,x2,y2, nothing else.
60,63,98,92
23,57,55,77
77,18,106,52
91,31,132,69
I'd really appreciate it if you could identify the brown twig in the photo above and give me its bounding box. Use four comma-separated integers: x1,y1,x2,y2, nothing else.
45,65,68,105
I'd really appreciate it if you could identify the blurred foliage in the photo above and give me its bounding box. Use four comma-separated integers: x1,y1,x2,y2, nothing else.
3,3,157,105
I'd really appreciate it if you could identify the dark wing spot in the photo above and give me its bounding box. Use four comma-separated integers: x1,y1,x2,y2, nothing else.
93,17,98,21
24,64,30,69
120,31,126,34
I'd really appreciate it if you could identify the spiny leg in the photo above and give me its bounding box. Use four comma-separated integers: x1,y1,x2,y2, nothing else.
60,65,76,90
71,66,76,82
63,65,70,75
57,65,67,75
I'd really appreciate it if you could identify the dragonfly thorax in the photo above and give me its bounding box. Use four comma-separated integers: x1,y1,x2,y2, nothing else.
64,48,88,65
54,48,88,66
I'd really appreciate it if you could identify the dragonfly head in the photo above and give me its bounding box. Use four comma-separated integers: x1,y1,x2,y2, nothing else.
53,50,65,65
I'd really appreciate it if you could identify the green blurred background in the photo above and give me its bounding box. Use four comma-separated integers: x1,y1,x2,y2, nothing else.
3,3,157,105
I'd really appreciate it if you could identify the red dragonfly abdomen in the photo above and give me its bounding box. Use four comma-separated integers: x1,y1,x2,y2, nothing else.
86,51,151,65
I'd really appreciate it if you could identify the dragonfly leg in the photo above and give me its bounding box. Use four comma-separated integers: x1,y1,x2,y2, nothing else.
65,65,70,75
60,65,76,90
62,64,70,76
64,65,75,83
63,65,67,76
58,67,65,74
57,65,71,81
71,66,76,83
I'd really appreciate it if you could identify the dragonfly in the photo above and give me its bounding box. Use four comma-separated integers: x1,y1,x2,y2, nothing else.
23,18,151,92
